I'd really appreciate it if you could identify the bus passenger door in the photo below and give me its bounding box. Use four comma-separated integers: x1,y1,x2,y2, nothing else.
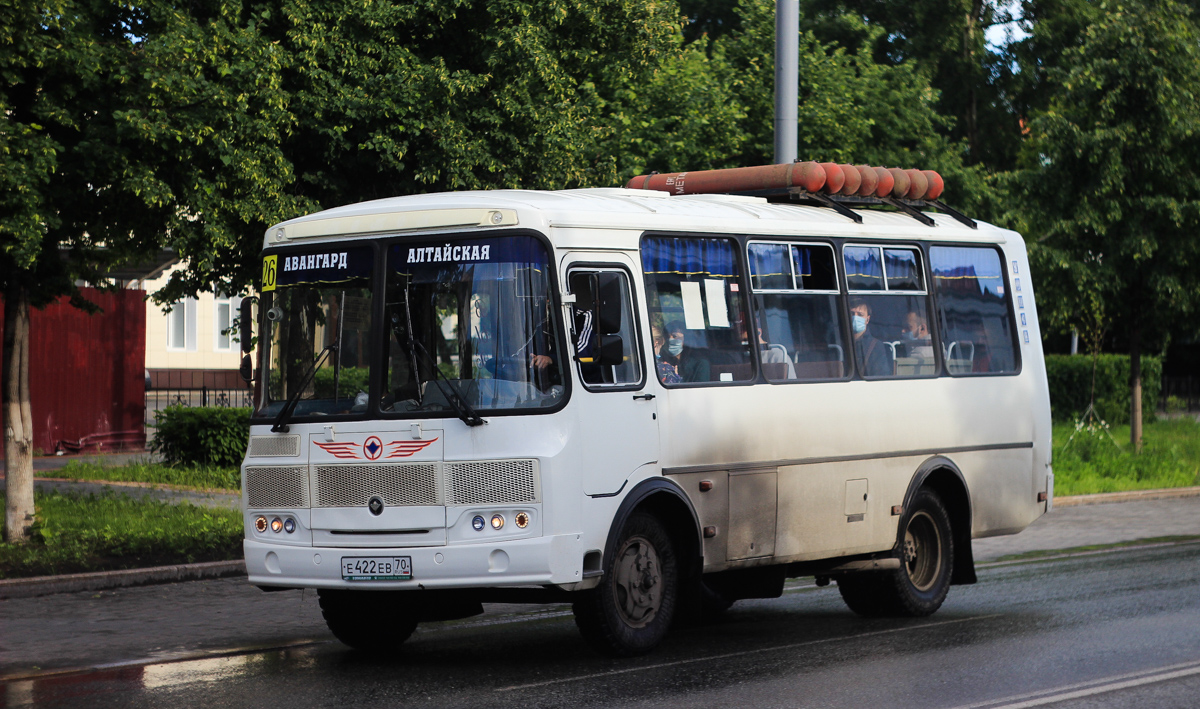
564,260,659,496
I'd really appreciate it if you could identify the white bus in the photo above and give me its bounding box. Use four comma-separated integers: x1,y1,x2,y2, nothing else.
239,164,1052,656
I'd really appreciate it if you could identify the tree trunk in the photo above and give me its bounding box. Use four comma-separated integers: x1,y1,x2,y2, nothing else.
3,283,36,543
1129,323,1143,452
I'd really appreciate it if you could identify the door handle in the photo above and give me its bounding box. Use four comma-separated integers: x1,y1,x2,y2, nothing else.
633,394,656,401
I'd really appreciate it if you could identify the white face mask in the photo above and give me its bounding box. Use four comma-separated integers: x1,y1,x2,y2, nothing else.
667,337,684,356
852,314,867,334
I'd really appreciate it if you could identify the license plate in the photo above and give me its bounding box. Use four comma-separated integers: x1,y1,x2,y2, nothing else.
341,556,412,581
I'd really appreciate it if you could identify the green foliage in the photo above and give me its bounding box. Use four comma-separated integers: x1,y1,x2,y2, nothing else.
1018,0,1200,357
312,366,369,399
42,461,241,491
617,0,983,210
151,406,250,468
0,490,243,578
1045,354,1161,424
1051,418,1200,495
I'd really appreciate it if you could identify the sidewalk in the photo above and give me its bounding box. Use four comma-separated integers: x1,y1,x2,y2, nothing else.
1,493,1198,679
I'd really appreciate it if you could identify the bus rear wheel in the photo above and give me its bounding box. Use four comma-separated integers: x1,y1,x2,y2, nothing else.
837,489,953,617
573,511,679,656
318,589,418,652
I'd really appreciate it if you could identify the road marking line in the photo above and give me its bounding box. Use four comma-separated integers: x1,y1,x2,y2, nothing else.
947,659,1200,709
496,613,1002,692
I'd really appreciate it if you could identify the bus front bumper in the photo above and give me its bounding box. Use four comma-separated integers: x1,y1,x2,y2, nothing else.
245,534,585,590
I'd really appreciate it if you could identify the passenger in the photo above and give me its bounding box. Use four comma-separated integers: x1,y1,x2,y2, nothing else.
651,322,682,384
758,325,796,379
901,311,935,361
662,320,710,383
849,298,893,377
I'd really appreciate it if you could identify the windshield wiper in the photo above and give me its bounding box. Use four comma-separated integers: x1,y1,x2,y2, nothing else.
409,338,485,427
272,343,336,433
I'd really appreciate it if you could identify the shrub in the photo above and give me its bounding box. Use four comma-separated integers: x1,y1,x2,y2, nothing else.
312,365,369,399
152,406,251,467
1045,354,1162,424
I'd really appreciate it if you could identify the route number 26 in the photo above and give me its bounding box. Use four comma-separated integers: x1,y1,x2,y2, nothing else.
262,255,278,292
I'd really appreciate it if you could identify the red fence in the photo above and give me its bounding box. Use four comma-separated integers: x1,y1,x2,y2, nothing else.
0,287,146,457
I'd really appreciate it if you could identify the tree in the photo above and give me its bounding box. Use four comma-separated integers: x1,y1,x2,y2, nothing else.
1,0,300,541
1017,0,1200,448
615,0,984,212
154,0,683,305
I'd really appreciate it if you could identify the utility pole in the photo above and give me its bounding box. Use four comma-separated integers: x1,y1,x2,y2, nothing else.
774,0,798,165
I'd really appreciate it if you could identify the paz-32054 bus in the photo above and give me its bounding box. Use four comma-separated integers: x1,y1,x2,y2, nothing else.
238,163,1052,656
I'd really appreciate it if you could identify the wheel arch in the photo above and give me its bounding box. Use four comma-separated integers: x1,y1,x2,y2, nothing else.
604,477,703,578
904,456,976,585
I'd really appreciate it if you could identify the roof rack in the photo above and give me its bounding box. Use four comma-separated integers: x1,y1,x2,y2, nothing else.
624,162,978,229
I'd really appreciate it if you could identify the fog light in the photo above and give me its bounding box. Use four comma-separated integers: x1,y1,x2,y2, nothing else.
491,514,505,530
271,517,283,533
283,518,296,534
515,512,530,529
255,516,268,533
472,515,486,531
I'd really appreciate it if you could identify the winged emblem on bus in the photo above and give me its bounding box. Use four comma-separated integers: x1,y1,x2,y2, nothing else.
385,438,438,458
313,442,361,459
312,438,439,459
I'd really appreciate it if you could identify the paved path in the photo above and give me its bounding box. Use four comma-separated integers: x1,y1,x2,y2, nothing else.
972,495,1200,561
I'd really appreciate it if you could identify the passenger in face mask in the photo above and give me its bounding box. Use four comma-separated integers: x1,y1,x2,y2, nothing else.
901,311,935,361
651,323,682,384
849,298,893,377
662,320,711,383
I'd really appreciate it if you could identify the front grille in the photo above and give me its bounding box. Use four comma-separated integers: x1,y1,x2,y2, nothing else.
245,466,309,508
314,463,440,507
445,459,539,505
248,435,301,457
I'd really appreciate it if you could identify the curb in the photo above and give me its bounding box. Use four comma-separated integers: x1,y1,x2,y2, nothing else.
1053,486,1200,508
0,560,246,600
3,487,1198,600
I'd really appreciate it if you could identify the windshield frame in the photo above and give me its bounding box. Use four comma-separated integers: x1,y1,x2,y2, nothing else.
377,228,572,421
249,229,572,424
250,240,382,424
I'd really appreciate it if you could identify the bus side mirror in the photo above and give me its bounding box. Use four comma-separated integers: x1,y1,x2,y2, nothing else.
595,272,623,335
240,298,255,354
595,334,624,366
239,354,253,384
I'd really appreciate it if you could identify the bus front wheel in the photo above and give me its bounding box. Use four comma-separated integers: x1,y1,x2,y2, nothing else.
837,488,953,617
318,589,418,652
573,511,679,656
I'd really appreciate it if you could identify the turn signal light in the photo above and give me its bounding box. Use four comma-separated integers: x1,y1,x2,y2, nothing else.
515,512,530,529
255,516,268,533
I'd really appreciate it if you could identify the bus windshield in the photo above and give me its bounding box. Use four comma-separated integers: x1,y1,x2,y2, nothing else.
259,246,374,419
383,235,564,415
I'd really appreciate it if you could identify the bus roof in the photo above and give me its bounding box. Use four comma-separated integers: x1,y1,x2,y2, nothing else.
262,187,1016,250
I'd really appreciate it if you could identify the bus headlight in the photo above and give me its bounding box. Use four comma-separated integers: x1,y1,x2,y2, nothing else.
491,514,505,530
271,517,283,533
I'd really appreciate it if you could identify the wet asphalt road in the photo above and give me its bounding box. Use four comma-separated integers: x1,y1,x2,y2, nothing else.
4,541,1199,708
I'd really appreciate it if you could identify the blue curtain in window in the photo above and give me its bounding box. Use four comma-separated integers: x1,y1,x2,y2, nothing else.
791,246,813,278
884,250,918,282
843,247,883,289
642,237,738,278
931,247,1002,297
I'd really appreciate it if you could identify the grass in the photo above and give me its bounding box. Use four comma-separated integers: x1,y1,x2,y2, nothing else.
0,490,243,579
1052,417,1200,496
37,460,240,491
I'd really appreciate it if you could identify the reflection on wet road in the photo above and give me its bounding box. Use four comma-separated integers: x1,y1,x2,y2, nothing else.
5,543,1199,708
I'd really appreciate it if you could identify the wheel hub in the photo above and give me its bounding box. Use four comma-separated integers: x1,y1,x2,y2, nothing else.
612,536,662,628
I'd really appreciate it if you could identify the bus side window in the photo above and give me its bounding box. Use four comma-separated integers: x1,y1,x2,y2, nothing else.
748,242,848,381
568,269,642,388
641,236,752,384
843,245,937,379
930,246,1019,375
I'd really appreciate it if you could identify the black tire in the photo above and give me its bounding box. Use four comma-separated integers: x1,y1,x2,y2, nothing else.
837,489,954,618
318,589,418,652
573,511,679,656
